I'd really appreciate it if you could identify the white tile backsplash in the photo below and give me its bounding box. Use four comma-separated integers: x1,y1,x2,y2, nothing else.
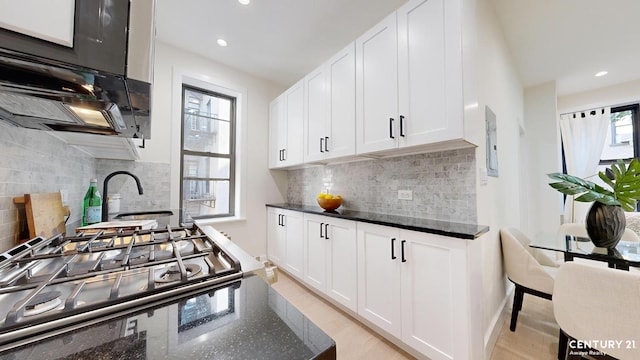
0,124,173,251
287,149,477,223
0,124,96,249
96,159,171,216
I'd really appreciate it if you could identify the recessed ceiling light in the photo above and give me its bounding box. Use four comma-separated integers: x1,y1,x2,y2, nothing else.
238,0,250,4
595,71,608,77
217,39,228,47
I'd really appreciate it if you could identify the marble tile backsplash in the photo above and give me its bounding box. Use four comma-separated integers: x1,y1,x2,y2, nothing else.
287,149,477,224
0,125,96,250
96,159,171,217
0,123,173,251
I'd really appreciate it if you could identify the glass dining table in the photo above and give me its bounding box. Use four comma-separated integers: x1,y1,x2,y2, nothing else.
530,233,640,270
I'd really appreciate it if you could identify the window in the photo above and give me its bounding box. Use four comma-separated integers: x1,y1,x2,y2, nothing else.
180,85,236,223
600,104,639,163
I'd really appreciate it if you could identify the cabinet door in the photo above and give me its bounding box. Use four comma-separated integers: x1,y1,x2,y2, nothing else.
284,81,304,166
355,12,399,154
283,210,304,280
400,230,466,360
326,217,357,312
304,66,328,163
267,208,285,265
326,42,356,160
0,0,75,47
398,0,462,147
356,222,401,337
269,97,285,169
303,214,327,292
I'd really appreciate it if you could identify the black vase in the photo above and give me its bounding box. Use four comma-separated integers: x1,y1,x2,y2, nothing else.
585,202,626,248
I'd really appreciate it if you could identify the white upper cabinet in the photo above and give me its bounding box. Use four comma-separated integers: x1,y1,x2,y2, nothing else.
269,96,285,168
285,81,304,166
356,0,476,157
304,42,356,163
270,81,304,169
0,0,75,47
303,65,329,163
355,13,399,154
326,43,357,160
398,0,463,147
272,0,477,166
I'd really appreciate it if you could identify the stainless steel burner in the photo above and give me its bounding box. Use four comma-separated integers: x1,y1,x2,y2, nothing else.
24,291,62,317
114,251,147,262
0,224,242,348
155,264,202,283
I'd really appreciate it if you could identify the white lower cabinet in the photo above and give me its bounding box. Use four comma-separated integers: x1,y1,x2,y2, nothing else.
268,208,482,359
267,207,285,265
357,222,475,360
267,208,304,280
356,222,402,336
303,213,357,312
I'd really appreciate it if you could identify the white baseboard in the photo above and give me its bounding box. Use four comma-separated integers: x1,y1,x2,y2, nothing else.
484,283,514,359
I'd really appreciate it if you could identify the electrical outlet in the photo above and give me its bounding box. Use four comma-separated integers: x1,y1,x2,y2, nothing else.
398,190,413,200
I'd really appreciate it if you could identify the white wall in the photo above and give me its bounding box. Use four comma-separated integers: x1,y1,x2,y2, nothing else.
558,79,640,114
474,0,525,354
140,41,286,256
523,82,563,235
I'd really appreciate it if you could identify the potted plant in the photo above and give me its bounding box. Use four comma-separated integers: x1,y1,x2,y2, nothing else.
547,159,640,248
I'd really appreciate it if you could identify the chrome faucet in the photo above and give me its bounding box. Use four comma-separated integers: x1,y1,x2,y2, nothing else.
102,171,144,221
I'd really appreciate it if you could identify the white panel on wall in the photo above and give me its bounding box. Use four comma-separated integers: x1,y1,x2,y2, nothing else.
0,0,75,47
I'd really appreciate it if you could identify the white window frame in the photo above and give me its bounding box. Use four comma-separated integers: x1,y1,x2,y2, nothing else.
170,69,248,223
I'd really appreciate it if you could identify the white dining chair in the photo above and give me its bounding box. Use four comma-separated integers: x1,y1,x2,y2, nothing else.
553,262,640,359
500,228,559,331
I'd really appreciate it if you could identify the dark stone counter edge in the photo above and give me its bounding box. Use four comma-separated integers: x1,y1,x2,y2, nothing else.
266,203,489,240
314,344,337,360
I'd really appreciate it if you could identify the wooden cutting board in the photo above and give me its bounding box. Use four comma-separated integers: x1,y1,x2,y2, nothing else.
18,192,69,239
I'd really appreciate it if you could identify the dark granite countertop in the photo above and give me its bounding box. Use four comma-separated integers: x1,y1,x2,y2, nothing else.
267,203,489,240
0,275,336,360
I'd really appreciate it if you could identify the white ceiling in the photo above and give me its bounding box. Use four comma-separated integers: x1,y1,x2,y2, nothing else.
156,0,406,88
491,0,640,96
156,0,640,96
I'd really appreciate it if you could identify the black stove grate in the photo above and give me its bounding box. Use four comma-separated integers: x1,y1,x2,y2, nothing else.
0,225,242,347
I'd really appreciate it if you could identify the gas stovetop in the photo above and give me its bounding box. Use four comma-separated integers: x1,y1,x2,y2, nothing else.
0,224,242,350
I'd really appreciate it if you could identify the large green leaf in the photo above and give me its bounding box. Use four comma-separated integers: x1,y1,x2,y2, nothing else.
608,159,640,201
598,171,615,189
548,159,640,209
547,172,619,205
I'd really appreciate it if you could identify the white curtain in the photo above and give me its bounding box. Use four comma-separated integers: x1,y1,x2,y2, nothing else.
559,107,610,223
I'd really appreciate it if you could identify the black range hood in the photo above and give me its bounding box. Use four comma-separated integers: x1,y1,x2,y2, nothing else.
0,48,150,139
0,0,154,139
